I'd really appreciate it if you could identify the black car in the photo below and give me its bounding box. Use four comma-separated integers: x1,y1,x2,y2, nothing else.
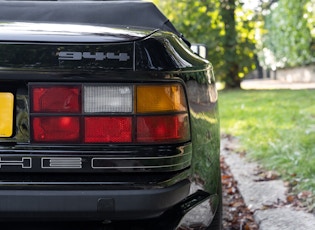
0,1,221,229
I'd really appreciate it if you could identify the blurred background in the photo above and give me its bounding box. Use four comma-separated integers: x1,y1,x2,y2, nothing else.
151,0,315,89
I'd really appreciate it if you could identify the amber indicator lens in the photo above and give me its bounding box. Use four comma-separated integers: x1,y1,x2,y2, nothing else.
0,92,14,137
136,84,187,113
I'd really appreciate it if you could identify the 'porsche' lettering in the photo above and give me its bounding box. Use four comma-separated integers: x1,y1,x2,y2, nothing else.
0,157,32,169
0,157,83,170
58,51,130,61
41,157,82,169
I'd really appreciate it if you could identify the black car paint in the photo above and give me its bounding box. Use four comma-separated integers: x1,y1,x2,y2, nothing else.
0,18,220,230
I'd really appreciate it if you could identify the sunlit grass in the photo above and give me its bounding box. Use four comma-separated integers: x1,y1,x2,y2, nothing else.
219,89,315,194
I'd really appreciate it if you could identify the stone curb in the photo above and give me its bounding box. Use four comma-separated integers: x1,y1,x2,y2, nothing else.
221,137,315,230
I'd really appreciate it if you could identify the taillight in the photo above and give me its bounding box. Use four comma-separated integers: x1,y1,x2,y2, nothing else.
30,83,190,144
84,85,132,113
84,117,132,143
136,114,189,143
32,116,80,142
136,85,186,113
32,86,80,113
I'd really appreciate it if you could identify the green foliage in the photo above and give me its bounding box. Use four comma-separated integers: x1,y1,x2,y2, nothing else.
305,0,315,38
219,89,315,194
259,0,314,69
153,0,315,81
153,0,257,86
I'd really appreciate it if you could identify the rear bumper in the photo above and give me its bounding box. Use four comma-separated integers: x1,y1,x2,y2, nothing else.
0,180,190,221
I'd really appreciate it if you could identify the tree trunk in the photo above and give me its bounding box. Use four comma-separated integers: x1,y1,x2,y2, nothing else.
220,0,240,88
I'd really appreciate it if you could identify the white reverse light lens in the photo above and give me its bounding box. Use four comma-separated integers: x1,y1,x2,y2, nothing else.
84,86,133,113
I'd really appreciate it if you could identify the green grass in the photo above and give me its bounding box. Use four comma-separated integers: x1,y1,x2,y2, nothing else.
219,89,315,195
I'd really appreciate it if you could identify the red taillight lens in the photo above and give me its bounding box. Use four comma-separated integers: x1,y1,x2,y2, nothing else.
136,114,190,143
31,86,80,113
32,116,80,143
84,117,132,143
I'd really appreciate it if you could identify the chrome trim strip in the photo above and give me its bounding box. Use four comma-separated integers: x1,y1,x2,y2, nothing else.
91,159,191,170
91,151,192,170
92,151,191,160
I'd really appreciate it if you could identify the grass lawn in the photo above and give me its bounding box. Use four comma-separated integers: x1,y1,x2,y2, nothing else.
219,89,315,198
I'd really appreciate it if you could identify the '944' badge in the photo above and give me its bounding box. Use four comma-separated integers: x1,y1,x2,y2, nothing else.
58,51,130,61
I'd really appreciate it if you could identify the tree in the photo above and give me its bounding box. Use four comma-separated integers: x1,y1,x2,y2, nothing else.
153,0,257,88
258,0,314,69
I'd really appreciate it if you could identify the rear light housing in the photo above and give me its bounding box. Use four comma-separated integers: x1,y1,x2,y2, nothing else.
30,83,190,144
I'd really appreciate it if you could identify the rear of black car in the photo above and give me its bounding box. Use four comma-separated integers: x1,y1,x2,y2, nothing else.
0,1,221,229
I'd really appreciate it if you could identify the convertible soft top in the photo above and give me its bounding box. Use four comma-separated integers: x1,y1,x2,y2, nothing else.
0,1,180,35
